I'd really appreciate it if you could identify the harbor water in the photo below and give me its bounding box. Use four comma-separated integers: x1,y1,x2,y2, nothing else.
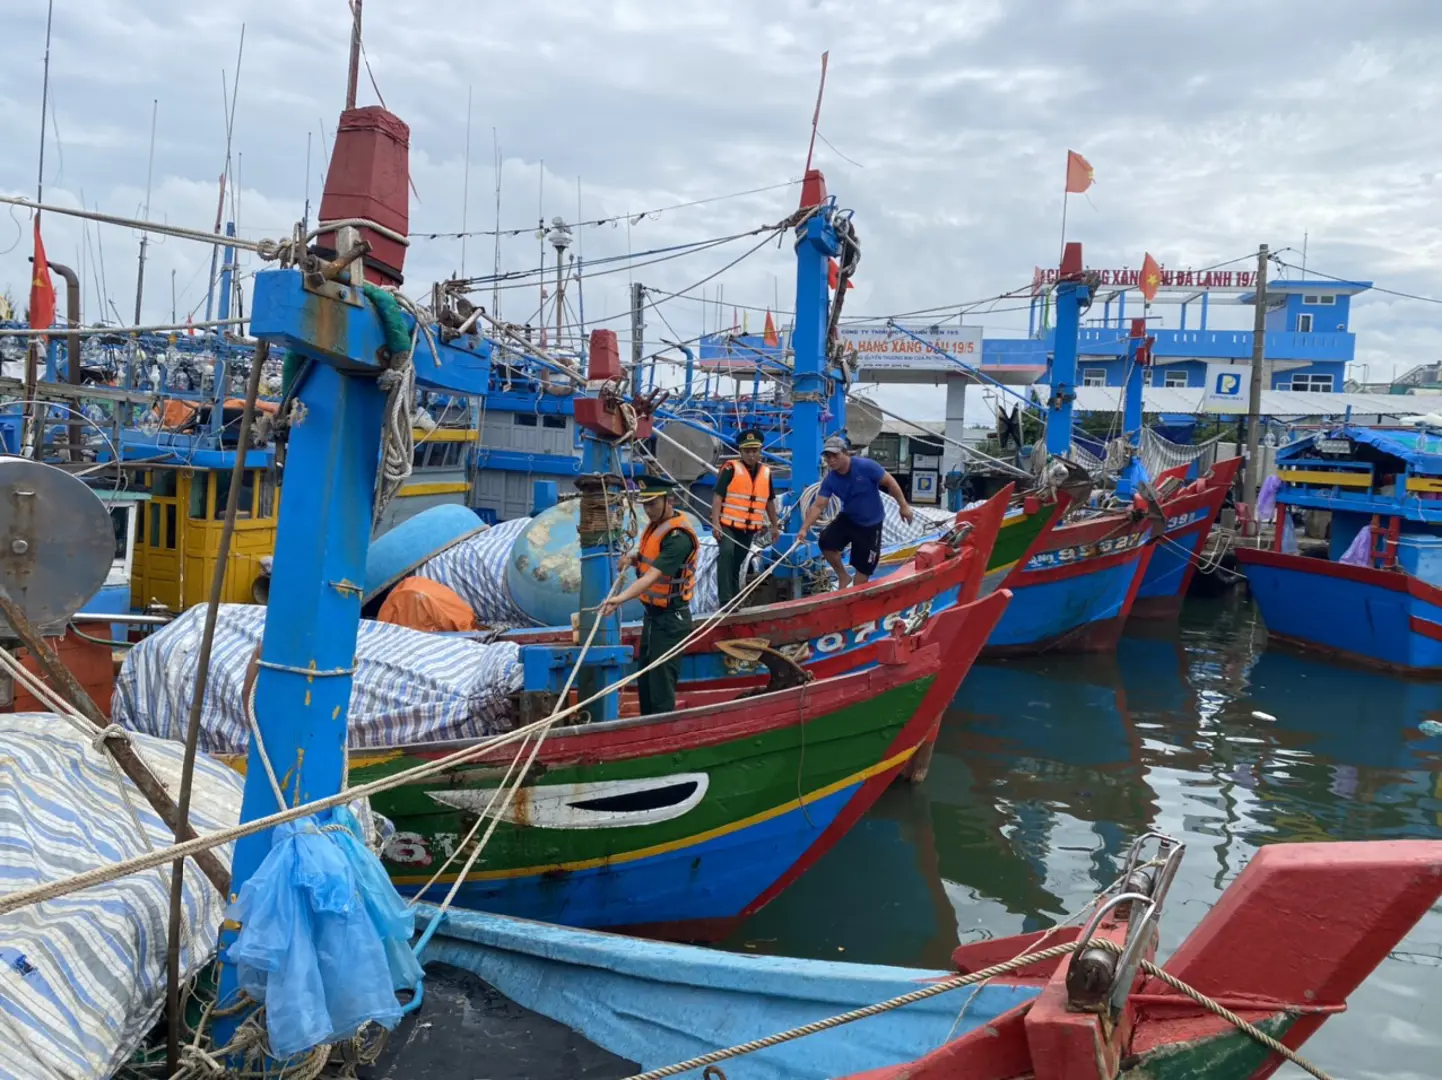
722,594,1442,1080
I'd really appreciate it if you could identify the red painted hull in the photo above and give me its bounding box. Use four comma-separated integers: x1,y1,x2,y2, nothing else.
1130,456,1243,620
504,485,1012,675
843,840,1442,1080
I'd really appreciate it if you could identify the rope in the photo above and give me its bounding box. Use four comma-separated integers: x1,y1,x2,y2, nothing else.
620,936,1333,1080
361,283,420,523
0,530,809,919
0,317,248,338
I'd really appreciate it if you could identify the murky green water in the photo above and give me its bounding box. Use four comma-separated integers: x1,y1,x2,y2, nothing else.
723,595,1442,1080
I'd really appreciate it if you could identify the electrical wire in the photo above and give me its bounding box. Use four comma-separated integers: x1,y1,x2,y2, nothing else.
1272,259,1442,306
412,179,803,240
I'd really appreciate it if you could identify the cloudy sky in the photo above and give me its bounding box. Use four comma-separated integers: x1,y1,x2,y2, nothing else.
1,0,1439,418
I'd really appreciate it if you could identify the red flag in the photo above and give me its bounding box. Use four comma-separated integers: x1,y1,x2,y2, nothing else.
1065,150,1094,194
827,258,855,291
28,218,55,331
1139,252,1162,303
763,309,780,348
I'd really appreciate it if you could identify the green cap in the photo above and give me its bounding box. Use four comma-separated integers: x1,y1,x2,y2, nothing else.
738,429,764,449
635,474,679,501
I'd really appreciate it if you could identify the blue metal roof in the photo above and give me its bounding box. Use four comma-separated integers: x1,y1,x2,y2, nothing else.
1281,425,1442,475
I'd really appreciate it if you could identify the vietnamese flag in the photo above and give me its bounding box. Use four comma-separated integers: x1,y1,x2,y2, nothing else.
29,218,55,332
827,258,854,290
1065,150,1094,194
1139,252,1162,303
763,309,780,348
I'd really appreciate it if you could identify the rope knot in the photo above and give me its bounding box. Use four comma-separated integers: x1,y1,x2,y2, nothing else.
91,724,132,754
377,367,405,392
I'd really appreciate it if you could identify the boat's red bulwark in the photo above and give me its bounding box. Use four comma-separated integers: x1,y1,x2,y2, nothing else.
843,840,1442,1080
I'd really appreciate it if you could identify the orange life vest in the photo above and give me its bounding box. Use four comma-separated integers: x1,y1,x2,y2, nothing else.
638,513,698,609
719,461,773,530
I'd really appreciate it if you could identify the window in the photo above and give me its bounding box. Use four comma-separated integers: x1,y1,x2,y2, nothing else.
1081,368,1107,387
513,414,538,428
1291,373,1334,392
109,506,131,562
1296,313,1313,332
1303,294,1319,305
542,415,567,430
188,473,208,519
1317,295,1336,305
258,470,276,518
1163,369,1190,388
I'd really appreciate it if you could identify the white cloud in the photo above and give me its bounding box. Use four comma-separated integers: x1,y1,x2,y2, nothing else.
0,0,1438,415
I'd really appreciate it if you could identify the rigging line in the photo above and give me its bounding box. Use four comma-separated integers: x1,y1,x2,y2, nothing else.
412,179,803,239
815,130,864,169
453,228,766,289
1272,259,1442,305
583,228,788,329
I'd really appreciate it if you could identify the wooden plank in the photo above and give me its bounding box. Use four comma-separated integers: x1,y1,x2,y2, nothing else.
1278,468,1371,488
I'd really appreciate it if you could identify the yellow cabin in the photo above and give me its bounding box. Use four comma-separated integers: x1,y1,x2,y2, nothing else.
131,466,280,611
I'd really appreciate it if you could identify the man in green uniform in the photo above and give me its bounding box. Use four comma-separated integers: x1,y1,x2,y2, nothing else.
600,475,698,716
710,428,779,607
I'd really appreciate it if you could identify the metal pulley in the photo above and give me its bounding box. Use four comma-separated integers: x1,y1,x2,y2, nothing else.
0,457,114,637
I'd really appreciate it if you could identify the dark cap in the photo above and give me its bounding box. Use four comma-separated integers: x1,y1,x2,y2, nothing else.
822,435,850,456
738,429,764,449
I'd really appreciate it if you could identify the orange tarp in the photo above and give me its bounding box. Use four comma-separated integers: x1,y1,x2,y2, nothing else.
377,577,477,633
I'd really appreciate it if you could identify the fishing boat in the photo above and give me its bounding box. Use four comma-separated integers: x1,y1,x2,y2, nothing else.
1130,455,1242,619
391,832,1442,1080
360,592,1007,940
963,487,1159,656
1236,424,1442,671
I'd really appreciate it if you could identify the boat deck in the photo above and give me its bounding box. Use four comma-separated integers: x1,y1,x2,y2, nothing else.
359,964,638,1080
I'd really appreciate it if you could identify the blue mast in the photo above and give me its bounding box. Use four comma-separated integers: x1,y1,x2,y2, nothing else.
779,171,839,553
1046,242,1089,457
1116,316,1152,499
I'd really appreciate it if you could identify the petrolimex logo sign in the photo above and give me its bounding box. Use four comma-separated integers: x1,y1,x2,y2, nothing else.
1204,363,1248,409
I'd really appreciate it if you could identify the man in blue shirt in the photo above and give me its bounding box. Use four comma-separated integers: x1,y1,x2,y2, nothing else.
800,435,913,588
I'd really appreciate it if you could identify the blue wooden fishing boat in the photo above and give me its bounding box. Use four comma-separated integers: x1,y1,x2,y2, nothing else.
386,832,1442,1080
1236,424,1442,671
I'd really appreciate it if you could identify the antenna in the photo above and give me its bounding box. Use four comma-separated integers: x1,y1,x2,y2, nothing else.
36,0,55,205
460,86,473,276
491,128,502,319
803,50,830,176
303,131,313,235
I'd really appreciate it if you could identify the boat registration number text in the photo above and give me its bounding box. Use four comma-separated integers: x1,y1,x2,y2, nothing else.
1024,530,1147,571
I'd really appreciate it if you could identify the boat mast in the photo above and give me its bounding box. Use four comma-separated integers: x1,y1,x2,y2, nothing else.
204,26,245,328
345,0,363,110
133,98,158,324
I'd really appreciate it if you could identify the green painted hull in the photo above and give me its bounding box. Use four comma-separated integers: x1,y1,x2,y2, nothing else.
353,670,938,936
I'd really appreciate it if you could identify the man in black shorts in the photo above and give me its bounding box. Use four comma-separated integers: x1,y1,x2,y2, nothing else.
799,435,914,587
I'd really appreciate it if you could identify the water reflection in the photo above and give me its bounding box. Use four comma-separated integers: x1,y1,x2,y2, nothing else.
725,595,1442,1078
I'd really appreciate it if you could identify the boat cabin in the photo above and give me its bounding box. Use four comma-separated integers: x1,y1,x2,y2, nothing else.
1271,425,1442,575
131,460,279,611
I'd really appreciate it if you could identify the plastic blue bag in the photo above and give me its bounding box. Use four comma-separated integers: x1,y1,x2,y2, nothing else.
225,810,413,1059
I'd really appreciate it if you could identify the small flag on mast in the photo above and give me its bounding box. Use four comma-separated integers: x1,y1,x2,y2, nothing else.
1139,253,1162,303
828,258,854,291
28,218,55,332
1065,150,1094,194
763,309,780,348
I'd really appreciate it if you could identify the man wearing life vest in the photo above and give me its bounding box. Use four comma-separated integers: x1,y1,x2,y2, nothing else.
710,428,780,606
600,475,698,716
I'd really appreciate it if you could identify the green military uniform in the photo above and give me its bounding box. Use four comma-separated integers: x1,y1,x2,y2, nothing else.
713,430,773,607
634,475,697,717
638,526,695,716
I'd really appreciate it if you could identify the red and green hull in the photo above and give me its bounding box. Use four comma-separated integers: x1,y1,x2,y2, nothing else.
361,593,1008,940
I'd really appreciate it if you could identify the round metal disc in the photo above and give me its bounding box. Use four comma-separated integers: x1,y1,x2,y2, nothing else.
0,457,115,634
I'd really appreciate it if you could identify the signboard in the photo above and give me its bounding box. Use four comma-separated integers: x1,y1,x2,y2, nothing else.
1032,266,1259,294
838,325,982,373
1204,363,1248,407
